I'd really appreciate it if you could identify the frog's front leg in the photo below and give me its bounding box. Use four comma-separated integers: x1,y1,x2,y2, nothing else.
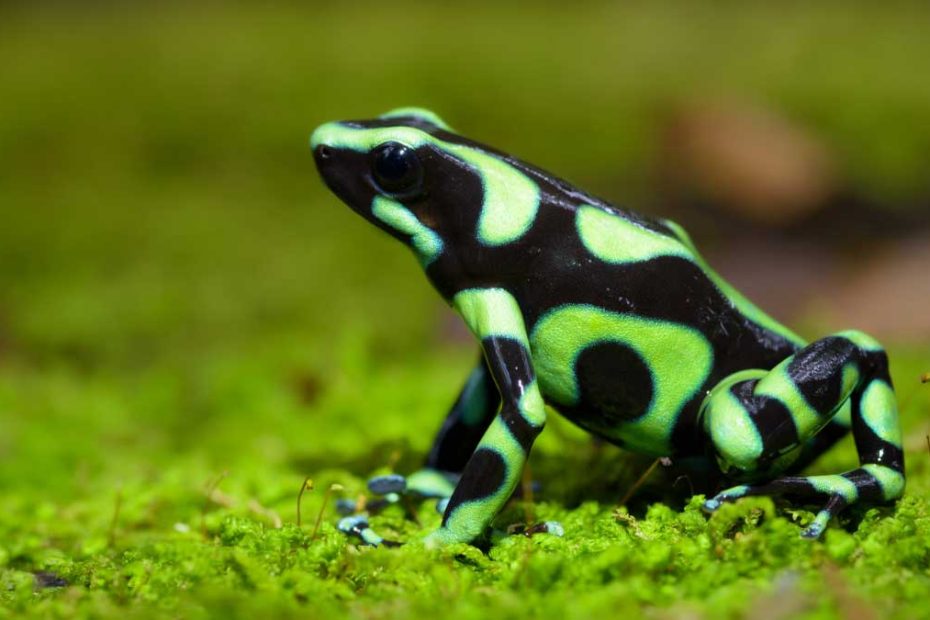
702,331,905,538
424,288,546,547
406,355,500,508
344,355,500,547
376,355,499,506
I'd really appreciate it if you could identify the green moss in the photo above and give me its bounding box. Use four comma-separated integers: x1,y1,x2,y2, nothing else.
0,346,927,618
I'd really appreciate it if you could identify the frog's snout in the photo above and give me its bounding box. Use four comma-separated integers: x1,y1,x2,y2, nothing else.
310,123,339,156
316,144,333,161
309,125,334,171
310,124,343,190
310,124,376,217
312,143,335,179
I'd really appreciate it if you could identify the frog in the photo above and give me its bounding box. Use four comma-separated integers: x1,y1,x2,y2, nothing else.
310,107,905,546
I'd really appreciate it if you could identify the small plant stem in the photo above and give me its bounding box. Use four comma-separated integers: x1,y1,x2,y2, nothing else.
200,470,229,538
311,483,342,541
297,477,313,527
619,458,661,507
896,371,930,416
107,487,123,548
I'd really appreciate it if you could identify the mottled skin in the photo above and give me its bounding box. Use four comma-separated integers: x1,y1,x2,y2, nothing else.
311,108,905,546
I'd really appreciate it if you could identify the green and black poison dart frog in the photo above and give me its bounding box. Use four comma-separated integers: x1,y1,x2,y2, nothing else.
310,108,905,546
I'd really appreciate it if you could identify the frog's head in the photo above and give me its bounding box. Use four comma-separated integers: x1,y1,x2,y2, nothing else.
311,108,541,268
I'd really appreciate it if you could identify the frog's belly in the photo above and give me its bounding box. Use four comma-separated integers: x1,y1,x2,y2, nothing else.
529,305,714,455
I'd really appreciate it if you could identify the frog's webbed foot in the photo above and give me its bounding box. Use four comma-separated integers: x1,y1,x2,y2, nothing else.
703,465,904,539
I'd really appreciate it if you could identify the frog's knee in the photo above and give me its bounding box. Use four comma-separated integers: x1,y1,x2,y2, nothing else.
706,405,763,474
701,370,769,473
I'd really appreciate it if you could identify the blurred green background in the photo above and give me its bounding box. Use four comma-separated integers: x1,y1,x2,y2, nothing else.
0,2,929,618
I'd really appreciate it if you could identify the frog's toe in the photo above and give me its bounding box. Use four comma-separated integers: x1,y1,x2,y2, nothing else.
335,498,360,515
337,514,400,547
701,498,722,513
703,485,751,513
800,504,838,540
367,474,407,496
800,517,827,540
800,495,847,540
705,478,854,539
405,468,457,499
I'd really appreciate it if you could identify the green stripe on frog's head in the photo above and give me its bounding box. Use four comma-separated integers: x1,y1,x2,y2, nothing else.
311,109,541,265
378,107,452,131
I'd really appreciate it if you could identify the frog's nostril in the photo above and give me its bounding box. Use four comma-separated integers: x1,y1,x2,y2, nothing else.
317,145,332,160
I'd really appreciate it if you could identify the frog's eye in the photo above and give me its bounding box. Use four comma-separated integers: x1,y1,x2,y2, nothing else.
370,142,424,197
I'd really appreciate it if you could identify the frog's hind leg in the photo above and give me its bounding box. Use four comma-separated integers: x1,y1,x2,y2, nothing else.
701,330,905,538
425,354,500,474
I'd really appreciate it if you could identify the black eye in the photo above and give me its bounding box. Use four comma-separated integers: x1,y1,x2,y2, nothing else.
370,142,423,197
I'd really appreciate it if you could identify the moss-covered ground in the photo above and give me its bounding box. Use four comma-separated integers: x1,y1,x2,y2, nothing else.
1,3,929,618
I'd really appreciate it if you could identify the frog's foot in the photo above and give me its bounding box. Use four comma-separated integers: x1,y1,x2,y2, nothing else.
366,469,457,499
337,514,400,547
703,465,904,539
336,469,459,546
702,332,905,539
367,469,458,511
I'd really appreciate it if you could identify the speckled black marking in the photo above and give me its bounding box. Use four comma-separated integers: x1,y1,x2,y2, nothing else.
842,468,885,502
480,336,543,451
441,448,507,526
482,337,535,392
787,336,858,415
501,407,543,453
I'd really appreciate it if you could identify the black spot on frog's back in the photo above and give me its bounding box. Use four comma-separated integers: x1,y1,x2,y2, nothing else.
570,341,654,431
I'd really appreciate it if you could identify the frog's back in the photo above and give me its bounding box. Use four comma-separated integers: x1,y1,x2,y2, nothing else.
402,123,803,454
469,160,805,455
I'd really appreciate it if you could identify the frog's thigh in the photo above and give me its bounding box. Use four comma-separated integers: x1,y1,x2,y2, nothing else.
702,331,905,538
